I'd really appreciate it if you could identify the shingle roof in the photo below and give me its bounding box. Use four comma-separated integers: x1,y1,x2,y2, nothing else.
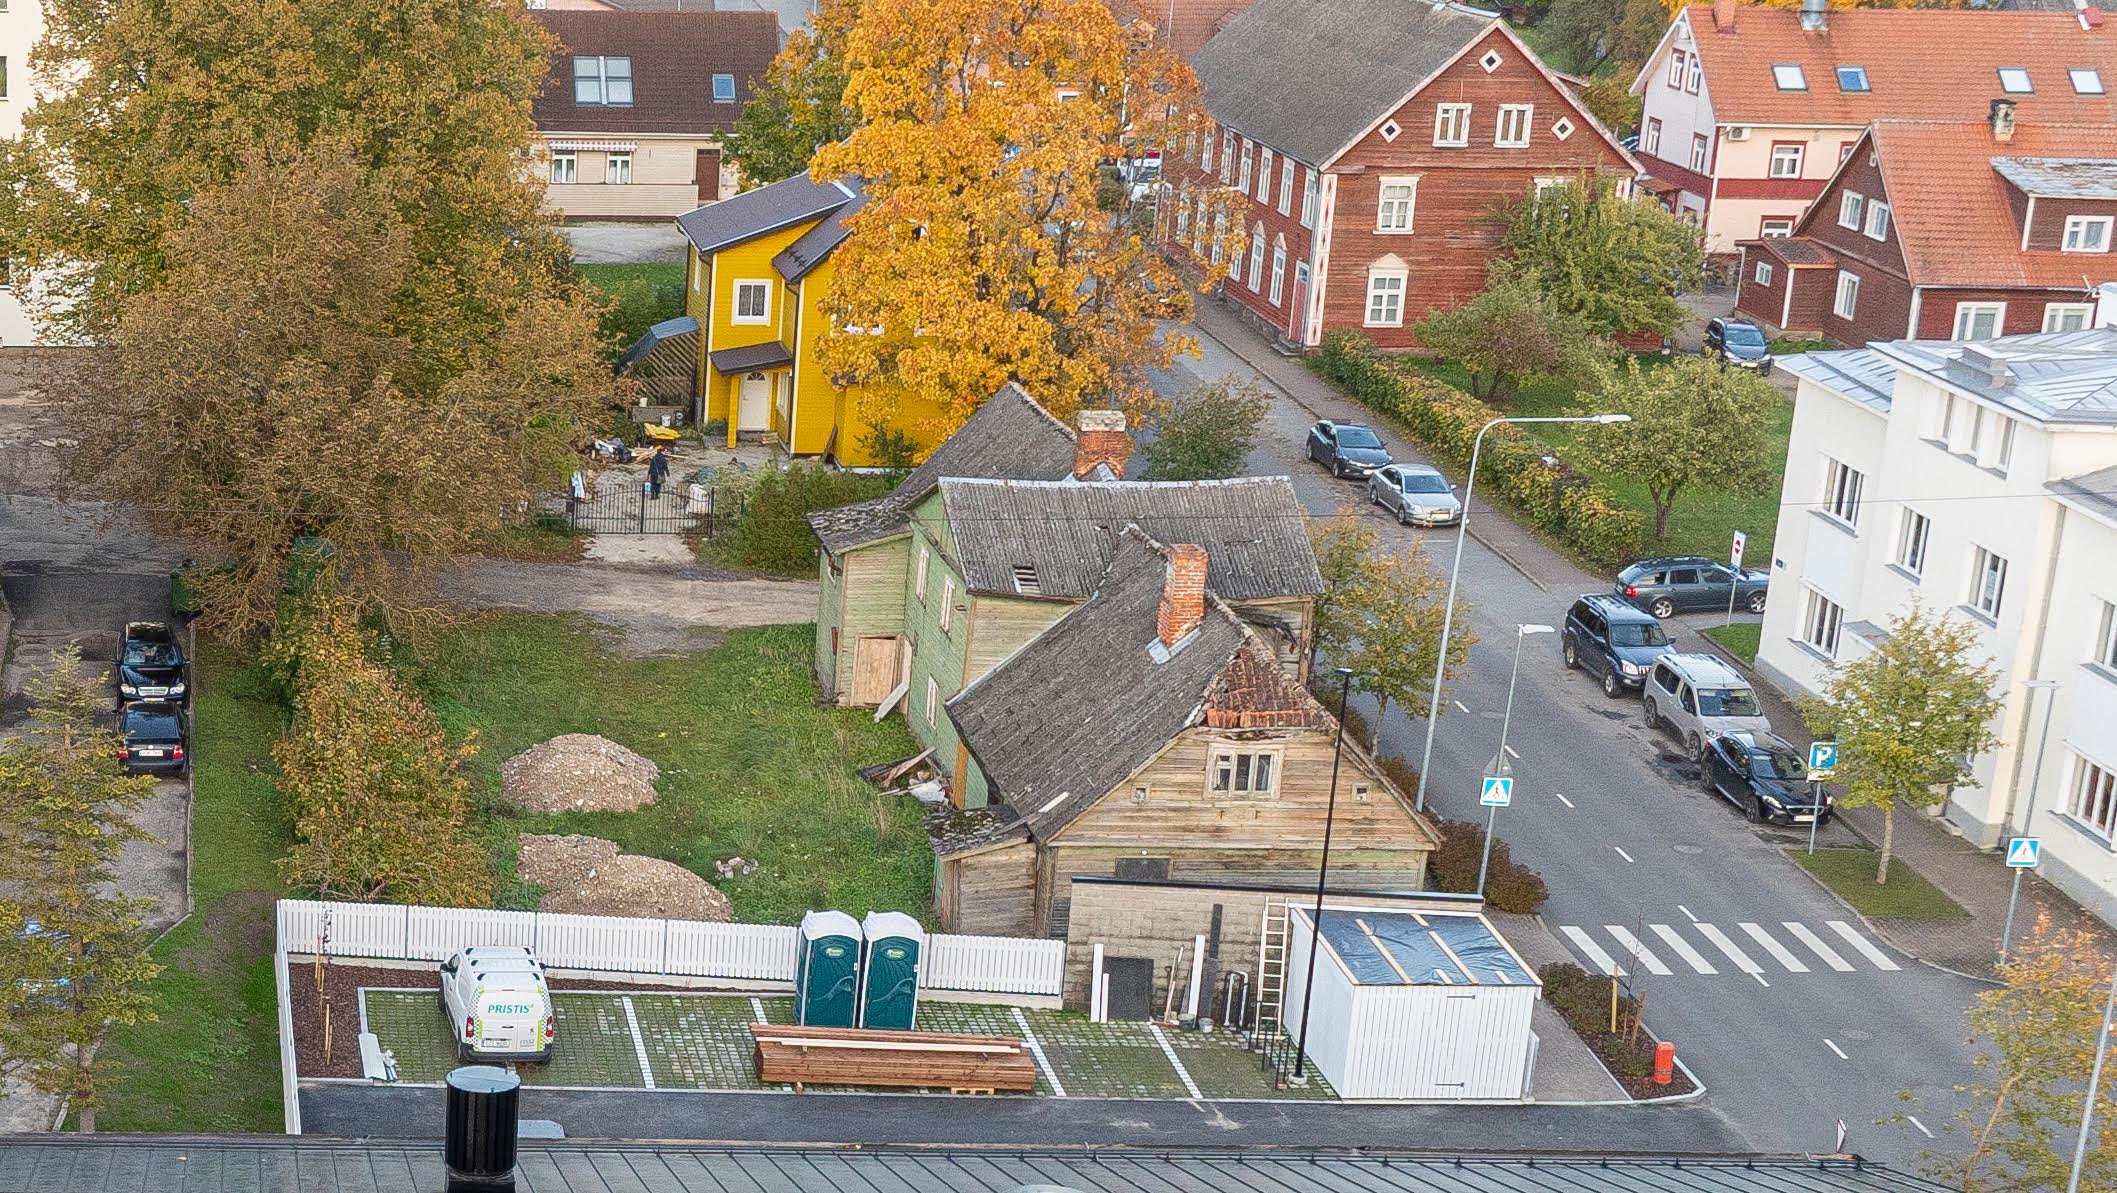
2049,463,2117,526
531,10,780,137
807,383,1081,554
708,341,795,372
948,529,1320,838
1673,5,2117,125
1189,0,1497,165
1991,155,2117,199
773,186,868,281
936,476,1322,600
1864,121,2117,288
675,174,855,254
1753,238,1839,268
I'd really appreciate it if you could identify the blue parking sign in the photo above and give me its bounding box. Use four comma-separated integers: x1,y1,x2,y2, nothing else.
1808,741,1837,775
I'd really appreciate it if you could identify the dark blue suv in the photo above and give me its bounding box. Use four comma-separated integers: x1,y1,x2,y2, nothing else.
1563,594,1674,697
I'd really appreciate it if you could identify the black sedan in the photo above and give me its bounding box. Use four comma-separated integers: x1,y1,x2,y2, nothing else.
118,700,189,776
1305,420,1393,478
117,621,188,705
1700,732,1832,825
1705,318,1774,374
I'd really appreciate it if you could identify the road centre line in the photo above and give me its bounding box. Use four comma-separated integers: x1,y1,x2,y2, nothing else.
1827,921,1901,970
1648,923,1718,974
1613,846,1635,864
1907,1115,1934,1139
1739,922,1809,973
1560,926,1625,977
1823,1039,1848,1060
621,996,657,1090
1012,1008,1066,1097
1453,700,1471,714
1553,792,1575,808
1503,745,1521,760
1604,926,1671,976
1781,922,1854,972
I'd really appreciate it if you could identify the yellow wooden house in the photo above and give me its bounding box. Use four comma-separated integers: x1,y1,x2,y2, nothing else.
670,173,944,466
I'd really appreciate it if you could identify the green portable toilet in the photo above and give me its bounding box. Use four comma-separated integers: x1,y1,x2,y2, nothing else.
795,910,862,1028
858,911,925,1031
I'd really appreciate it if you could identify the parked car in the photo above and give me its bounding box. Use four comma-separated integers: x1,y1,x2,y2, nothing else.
1562,594,1673,697
1700,731,1834,825
9,920,87,1008
1643,654,1773,760
1704,318,1774,374
117,700,189,776
1306,420,1393,478
117,621,188,705
439,946,555,1063
1616,556,1769,619
1367,464,1461,526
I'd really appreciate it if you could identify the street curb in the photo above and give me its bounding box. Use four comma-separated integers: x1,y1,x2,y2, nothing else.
1779,850,2002,989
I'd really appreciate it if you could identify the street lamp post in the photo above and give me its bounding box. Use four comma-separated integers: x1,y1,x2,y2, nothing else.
2065,936,2116,1193
1414,414,1632,813
1477,625,1552,897
2001,678,2060,962
1293,666,1355,1081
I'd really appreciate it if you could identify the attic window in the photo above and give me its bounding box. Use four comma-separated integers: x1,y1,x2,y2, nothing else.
1771,64,1807,91
1379,119,1403,143
2071,68,2105,95
712,73,736,102
1479,49,1503,73
1834,65,1869,92
1011,565,1040,595
1550,116,1574,141
1998,67,2033,94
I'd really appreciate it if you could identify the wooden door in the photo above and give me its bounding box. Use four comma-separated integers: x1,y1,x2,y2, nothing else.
697,147,722,201
851,636,898,705
737,372,770,431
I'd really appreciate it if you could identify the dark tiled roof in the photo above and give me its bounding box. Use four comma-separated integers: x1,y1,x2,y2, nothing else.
1754,237,1839,267
676,174,855,254
1190,0,1495,165
807,383,1080,553
936,476,1322,600
709,341,795,372
531,10,779,137
773,186,868,281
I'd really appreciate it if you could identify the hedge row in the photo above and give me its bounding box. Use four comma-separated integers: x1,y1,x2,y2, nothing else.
1312,332,1643,568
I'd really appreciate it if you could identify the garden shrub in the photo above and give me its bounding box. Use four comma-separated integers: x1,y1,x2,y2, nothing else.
1425,814,1550,914
716,464,895,577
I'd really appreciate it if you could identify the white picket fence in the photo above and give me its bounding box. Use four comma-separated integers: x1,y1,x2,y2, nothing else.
274,899,1064,996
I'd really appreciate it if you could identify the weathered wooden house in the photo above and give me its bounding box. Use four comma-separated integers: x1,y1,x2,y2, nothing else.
932,530,1438,936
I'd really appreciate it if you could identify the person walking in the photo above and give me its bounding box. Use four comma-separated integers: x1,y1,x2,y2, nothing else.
646,447,671,501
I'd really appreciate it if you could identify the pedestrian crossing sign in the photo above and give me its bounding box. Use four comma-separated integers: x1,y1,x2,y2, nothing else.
2006,837,2040,869
1480,775,1514,807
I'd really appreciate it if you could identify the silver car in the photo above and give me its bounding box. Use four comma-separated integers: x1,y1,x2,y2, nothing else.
1367,464,1462,527
1642,654,1774,760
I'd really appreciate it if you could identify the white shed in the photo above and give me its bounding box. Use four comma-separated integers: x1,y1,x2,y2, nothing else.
1281,906,1541,1100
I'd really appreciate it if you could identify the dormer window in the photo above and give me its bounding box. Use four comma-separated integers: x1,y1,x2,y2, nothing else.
1772,64,1807,91
2071,68,2106,95
1997,68,2033,94
1834,65,1869,92
2063,215,2113,254
574,56,633,106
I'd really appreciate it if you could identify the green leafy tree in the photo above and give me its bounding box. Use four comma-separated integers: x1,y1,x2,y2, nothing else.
1579,72,1643,137
1539,0,1667,72
1413,275,1606,406
0,649,162,1134
725,0,860,187
1340,544,1476,751
1306,512,1379,675
721,463,897,576
1495,177,1704,341
1802,603,2002,884
1139,378,1269,480
1589,354,1781,539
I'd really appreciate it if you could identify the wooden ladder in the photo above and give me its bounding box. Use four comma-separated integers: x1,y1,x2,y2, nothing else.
1252,896,1290,1043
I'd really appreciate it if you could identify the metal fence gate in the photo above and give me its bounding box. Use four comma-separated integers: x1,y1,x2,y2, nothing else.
559,483,747,536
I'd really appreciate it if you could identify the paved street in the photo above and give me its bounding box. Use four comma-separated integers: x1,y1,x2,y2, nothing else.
1152,308,1985,1166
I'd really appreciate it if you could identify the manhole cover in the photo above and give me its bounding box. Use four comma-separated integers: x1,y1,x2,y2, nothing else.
1671,844,1704,855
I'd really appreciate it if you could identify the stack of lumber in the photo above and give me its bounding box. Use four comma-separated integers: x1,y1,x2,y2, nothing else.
750,1023,1037,1093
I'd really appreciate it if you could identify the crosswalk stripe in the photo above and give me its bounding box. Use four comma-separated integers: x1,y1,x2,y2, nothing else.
1693,923,1764,974
1739,922,1809,973
1561,926,1625,976
1827,920,1901,970
1605,926,1672,976
1648,923,1718,974
1782,921,1854,972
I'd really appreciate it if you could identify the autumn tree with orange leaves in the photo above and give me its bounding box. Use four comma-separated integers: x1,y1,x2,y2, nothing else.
810,0,1243,436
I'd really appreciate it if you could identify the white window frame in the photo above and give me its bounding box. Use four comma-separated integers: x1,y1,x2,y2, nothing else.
1667,51,1686,89
1686,54,1702,93
2096,599,2117,669
1277,160,1295,215
1803,589,1844,657
1823,456,1864,527
1642,118,1662,156
1772,63,1807,90
1364,269,1407,328
2045,302,2094,333
1300,170,1318,228
574,55,634,105
1175,188,1190,240
1838,191,1864,231
1760,217,1796,238
1952,301,2005,341
1833,270,1860,319
1257,147,1274,202
1495,104,1533,149
1201,127,1215,172
1247,227,1265,291
1970,545,2008,619
1689,133,1709,173
1863,200,1890,241
731,278,772,325
605,151,633,185
2062,215,2113,253
1836,64,1870,92
1376,176,1417,233
915,543,930,600
2070,756,2117,840
1768,144,1804,179
1209,747,1281,798
1236,140,1253,193
2070,68,2105,95
1998,67,2033,94
1269,239,1286,306
1995,418,2016,473
711,73,737,102
1226,220,1242,281
1433,103,1472,148
940,575,956,632
1219,131,1235,181
925,676,939,728
1754,260,1775,287
549,151,578,185
1894,508,1930,576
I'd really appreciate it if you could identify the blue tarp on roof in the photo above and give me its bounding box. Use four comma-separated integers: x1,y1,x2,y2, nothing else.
1307,908,1536,987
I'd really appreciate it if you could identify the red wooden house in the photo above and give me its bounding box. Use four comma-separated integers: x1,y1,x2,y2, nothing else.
1162,0,1640,350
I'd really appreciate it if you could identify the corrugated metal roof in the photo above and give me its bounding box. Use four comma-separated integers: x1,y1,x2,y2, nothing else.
0,1140,1966,1193
1872,327,2117,425
1780,349,1900,415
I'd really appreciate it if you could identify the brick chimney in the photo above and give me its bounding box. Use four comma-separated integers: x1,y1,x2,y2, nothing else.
1991,97,2018,143
1074,408,1131,479
1712,0,1736,32
1157,545,1208,649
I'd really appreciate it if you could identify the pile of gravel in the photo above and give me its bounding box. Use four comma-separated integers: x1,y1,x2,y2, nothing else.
516,834,732,922
499,733,660,814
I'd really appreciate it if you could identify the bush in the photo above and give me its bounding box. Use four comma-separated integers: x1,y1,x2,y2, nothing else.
715,464,896,576
1312,331,1642,567
1425,815,1550,914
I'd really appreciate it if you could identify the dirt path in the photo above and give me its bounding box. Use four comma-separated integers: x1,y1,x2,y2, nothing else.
437,558,819,654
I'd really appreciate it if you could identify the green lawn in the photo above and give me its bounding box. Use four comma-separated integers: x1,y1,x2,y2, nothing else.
1702,622,1761,663
94,644,294,1133
414,616,934,922
1792,849,1970,921
1413,360,1791,566
575,262,685,293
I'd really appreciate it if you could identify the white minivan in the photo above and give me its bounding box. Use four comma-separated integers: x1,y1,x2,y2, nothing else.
438,946,555,1063
1643,653,1774,760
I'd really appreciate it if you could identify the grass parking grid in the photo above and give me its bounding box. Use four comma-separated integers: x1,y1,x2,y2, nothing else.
362,989,645,1087
627,994,792,1089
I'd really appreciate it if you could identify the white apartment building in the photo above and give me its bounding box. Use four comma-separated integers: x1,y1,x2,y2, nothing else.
0,0,48,345
1758,329,2117,923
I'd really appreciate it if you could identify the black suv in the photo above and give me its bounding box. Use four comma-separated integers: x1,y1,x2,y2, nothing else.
1617,556,1769,619
1704,318,1774,374
1562,594,1673,697
117,621,188,705
1700,731,1834,825
118,700,189,776
1305,420,1393,478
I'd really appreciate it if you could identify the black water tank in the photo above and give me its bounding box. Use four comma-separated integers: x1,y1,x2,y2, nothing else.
444,1065,521,1193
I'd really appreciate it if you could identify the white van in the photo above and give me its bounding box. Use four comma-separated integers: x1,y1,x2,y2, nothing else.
438,947,555,1063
